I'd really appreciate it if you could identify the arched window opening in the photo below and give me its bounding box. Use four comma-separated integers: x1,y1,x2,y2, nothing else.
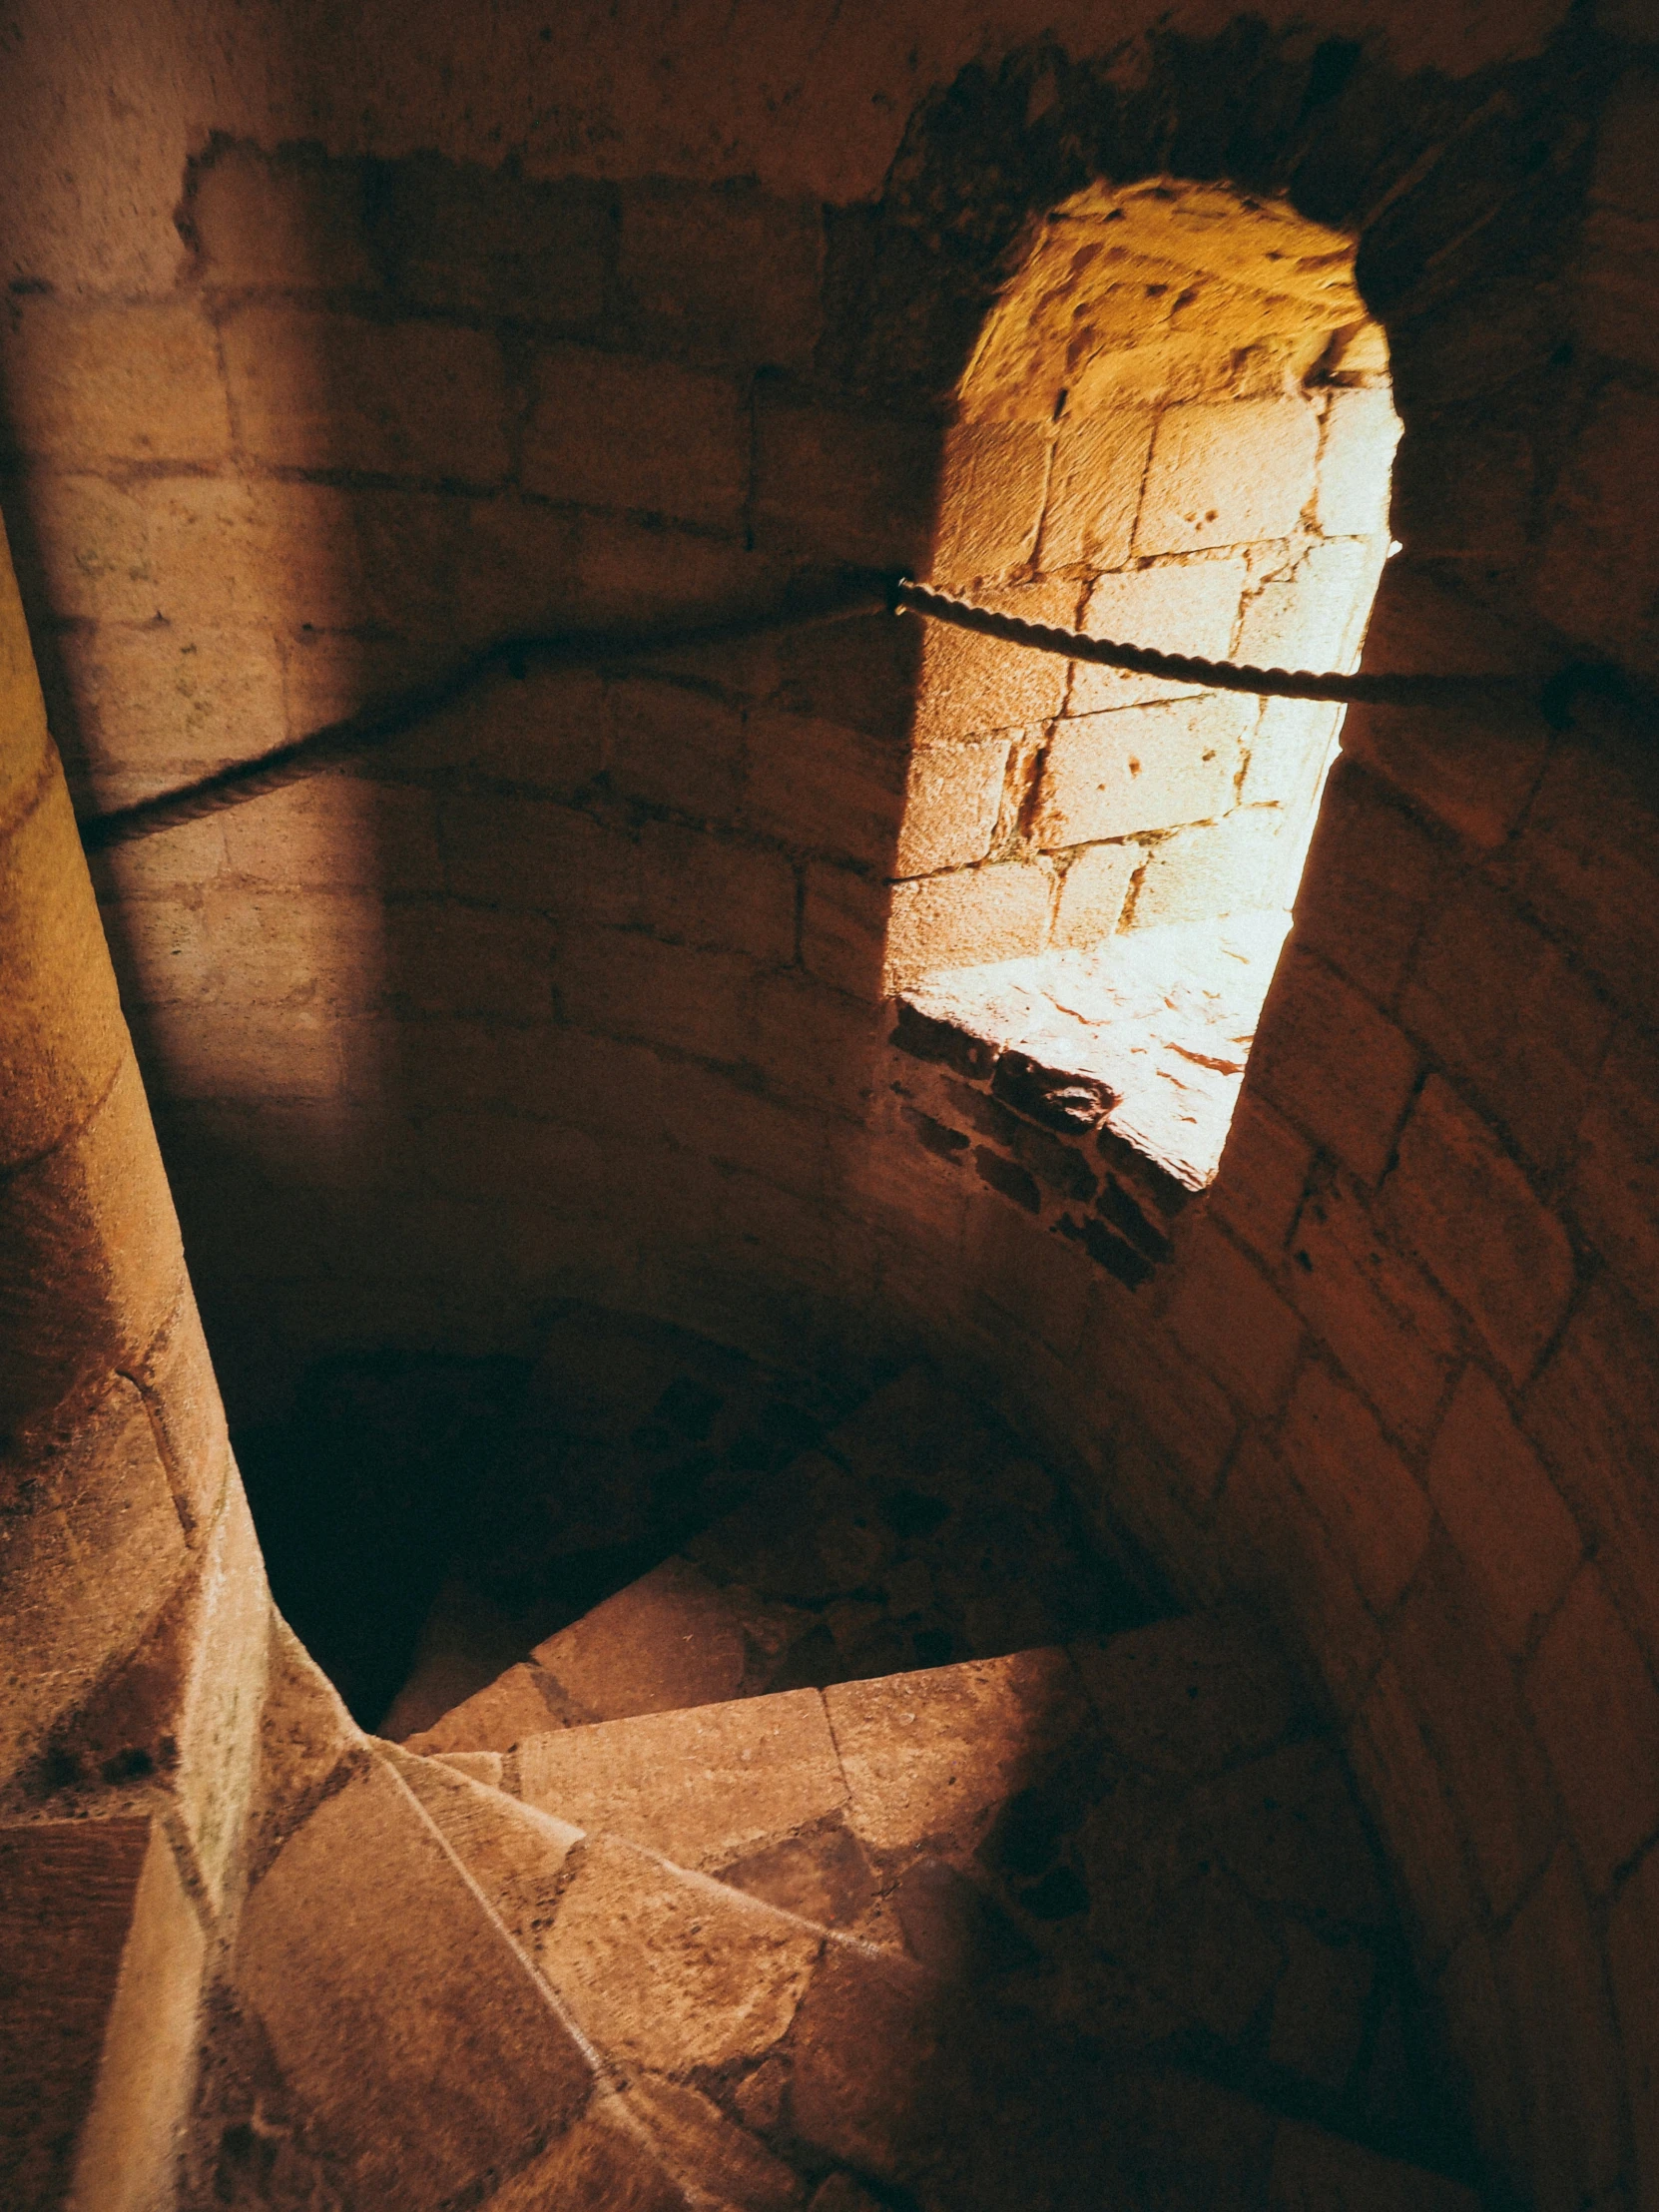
887,181,1399,1248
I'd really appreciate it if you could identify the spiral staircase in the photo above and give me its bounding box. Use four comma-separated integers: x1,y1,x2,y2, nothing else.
171,1360,1490,2212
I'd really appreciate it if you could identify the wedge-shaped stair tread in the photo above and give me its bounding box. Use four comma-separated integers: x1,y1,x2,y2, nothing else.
406,1365,1133,1755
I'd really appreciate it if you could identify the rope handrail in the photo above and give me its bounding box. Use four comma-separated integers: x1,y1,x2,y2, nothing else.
75,567,1546,851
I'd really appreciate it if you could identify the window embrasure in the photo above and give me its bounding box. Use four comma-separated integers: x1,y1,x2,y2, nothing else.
886,180,1399,1265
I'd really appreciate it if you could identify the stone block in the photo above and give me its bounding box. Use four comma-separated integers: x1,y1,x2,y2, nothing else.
606,675,745,821
1569,1025,1659,1327
221,776,437,896
375,162,611,324
554,929,755,1063
116,885,391,1014
1286,1174,1460,1453
1129,803,1305,928
1400,873,1613,1177
1289,758,1440,1011
137,1004,343,1109
238,1760,593,2209
568,513,783,633
1052,839,1139,947
752,970,883,1121
910,575,1077,743
1070,556,1250,714
1494,1849,1625,2212
1525,1564,1659,1898
1098,1301,1239,1502
1166,1219,1304,1419
1207,1090,1315,1263
0,1816,202,2212
223,306,510,481
1072,1608,1297,1780
1276,1361,1433,1614
533,1559,751,1723
1316,389,1402,538
1346,1661,1477,1969
440,792,638,920
1386,1077,1576,1387
191,143,375,288
801,863,890,1000
1235,536,1383,676
405,1663,562,1755
11,472,158,626
1336,564,1549,852
1239,696,1344,813
1031,696,1249,846
620,182,824,367
1217,1435,1382,1720
1424,1366,1582,1658
1195,1738,1384,1927
131,475,356,632
894,740,1010,875
638,822,798,962
1248,945,1421,1185
1509,724,1659,1032
969,1191,1098,1355
1136,398,1321,555
483,2096,682,2212
525,347,748,529
1607,1842,1659,2212
409,1112,610,1211
1,300,231,463
518,1689,846,1872
389,1748,582,1952
447,495,585,639
928,422,1047,584
1388,1541,1557,1922
541,1832,820,2072
884,860,1053,989
0,762,131,1170
1534,382,1659,670
826,1647,1087,1863
786,1943,943,2180
1036,410,1155,573
55,1481,268,1905
53,622,287,793
743,711,905,869
622,2073,803,2211
753,401,938,568
0,1053,188,1436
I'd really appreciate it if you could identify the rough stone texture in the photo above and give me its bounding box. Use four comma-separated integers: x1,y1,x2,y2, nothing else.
517,1689,846,1871
825,1647,1087,1860
237,1759,593,2209
1,15,1655,2212
539,1832,822,2072
0,1816,195,2212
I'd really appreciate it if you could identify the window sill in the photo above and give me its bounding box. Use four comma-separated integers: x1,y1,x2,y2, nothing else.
888,912,1292,1287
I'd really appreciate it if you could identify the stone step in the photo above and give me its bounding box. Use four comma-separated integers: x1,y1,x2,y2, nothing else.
390,1735,1485,2212
405,1365,1151,1756
414,1613,1482,2193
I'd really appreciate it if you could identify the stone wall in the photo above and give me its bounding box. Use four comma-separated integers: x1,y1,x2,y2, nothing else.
2,5,1658,2210
886,178,1397,989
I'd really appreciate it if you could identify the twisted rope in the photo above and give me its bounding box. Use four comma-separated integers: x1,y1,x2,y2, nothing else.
892,578,1524,708
76,567,1532,850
